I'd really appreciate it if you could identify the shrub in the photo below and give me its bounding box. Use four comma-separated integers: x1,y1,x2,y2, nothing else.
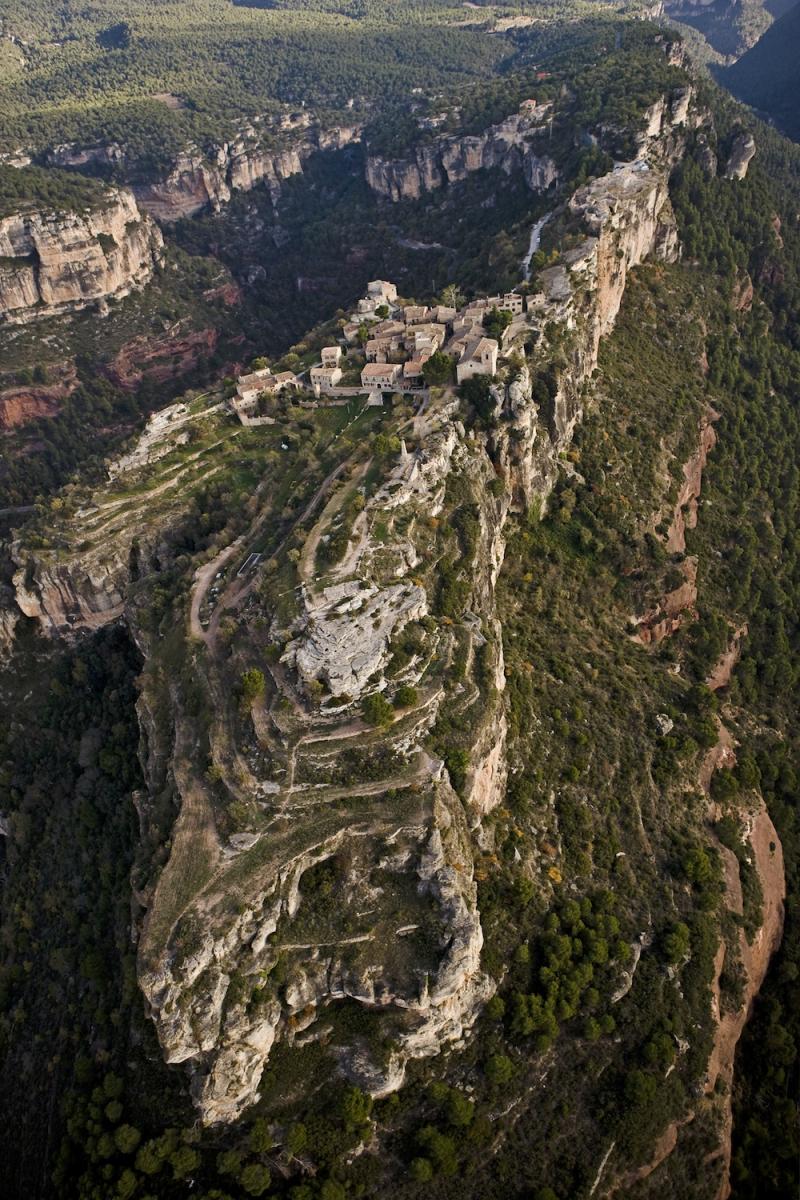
361,692,394,727
394,684,418,708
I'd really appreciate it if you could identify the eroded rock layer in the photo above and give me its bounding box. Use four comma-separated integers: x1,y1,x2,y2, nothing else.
0,188,163,323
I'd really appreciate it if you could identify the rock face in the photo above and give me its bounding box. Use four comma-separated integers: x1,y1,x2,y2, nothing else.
0,188,163,324
493,157,682,508
285,579,428,698
705,797,785,1199
132,125,362,221
365,108,559,202
11,547,128,635
723,131,756,180
104,326,219,390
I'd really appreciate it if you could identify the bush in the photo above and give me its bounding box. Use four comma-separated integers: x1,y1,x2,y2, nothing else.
394,684,418,708
361,692,394,727
240,668,266,705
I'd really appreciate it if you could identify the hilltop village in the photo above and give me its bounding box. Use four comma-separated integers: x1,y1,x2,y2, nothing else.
230,277,541,423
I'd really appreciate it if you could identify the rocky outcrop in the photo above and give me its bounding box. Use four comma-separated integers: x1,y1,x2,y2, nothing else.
666,410,718,554
723,130,756,180
285,579,428,699
0,188,163,324
0,381,68,430
704,798,784,1199
0,360,77,432
132,124,362,221
0,598,19,660
365,108,559,202
493,157,682,508
11,549,128,635
136,754,493,1124
104,325,218,390
632,410,717,643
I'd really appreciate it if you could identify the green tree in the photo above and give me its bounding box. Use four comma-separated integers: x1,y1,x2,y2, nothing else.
240,668,266,705
417,1126,458,1176
394,684,418,708
240,1162,271,1196
249,1117,272,1154
341,1086,372,1129
422,350,456,387
320,1181,347,1200
170,1146,200,1180
483,306,513,341
485,1054,514,1086
113,1125,141,1155
440,284,465,309
663,921,691,964
410,1157,434,1182
217,1149,242,1176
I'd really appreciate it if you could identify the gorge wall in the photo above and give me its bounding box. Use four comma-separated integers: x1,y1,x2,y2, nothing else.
0,187,163,324
124,125,363,223
364,107,559,202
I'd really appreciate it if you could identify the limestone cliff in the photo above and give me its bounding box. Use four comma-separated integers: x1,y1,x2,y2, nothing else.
131,124,362,222
365,108,559,202
492,157,681,509
723,130,756,180
0,188,163,324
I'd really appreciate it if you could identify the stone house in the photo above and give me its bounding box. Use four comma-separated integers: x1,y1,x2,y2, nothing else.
456,336,499,383
411,323,447,353
266,371,297,393
361,362,401,390
501,292,525,315
366,335,403,363
311,365,343,394
373,319,406,337
236,368,272,405
320,346,342,367
403,304,430,325
403,357,429,387
367,279,398,304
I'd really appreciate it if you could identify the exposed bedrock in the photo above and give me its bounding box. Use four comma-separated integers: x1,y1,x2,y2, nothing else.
365,108,560,202
130,124,363,222
0,187,163,323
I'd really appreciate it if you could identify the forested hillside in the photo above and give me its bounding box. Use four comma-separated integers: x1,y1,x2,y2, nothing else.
0,0,575,164
719,2,800,141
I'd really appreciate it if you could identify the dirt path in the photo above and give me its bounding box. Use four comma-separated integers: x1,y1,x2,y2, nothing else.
189,537,248,641
284,751,439,810
707,624,748,692
298,459,370,586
